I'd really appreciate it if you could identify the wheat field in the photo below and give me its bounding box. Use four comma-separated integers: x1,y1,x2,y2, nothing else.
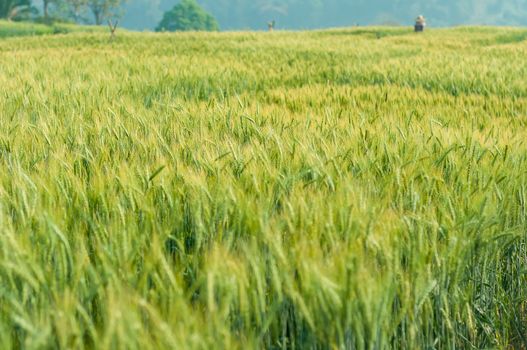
0,25,526,349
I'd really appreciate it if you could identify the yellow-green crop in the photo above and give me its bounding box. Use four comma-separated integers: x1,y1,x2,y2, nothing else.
0,25,526,349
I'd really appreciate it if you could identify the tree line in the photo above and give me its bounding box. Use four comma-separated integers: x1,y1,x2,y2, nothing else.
1,0,219,31
0,0,125,25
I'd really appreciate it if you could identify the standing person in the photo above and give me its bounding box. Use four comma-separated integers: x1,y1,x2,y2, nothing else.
268,20,276,32
415,15,426,32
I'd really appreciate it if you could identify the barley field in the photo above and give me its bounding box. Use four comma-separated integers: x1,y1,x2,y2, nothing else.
0,25,526,349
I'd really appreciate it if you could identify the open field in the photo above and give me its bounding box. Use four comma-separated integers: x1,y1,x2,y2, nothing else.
1,25,527,349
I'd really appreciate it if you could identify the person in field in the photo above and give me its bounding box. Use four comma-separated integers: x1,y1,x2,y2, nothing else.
415,15,426,32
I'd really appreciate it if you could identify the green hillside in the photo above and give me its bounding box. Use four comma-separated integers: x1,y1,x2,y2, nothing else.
0,27,526,349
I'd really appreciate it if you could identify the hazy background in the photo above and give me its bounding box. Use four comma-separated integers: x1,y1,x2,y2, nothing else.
34,0,527,30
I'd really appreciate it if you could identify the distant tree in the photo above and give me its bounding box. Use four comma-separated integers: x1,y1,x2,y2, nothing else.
33,0,86,23
0,0,32,19
42,0,53,17
156,0,218,32
63,0,89,22
87,0,125,25
42,0,77,21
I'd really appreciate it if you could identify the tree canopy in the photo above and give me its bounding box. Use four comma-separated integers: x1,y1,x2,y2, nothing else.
155,0,218,32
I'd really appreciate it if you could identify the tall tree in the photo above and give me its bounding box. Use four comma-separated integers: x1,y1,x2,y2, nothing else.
87,0,124,25
156,0,218,32
42,0,49,16
42,0,57,18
